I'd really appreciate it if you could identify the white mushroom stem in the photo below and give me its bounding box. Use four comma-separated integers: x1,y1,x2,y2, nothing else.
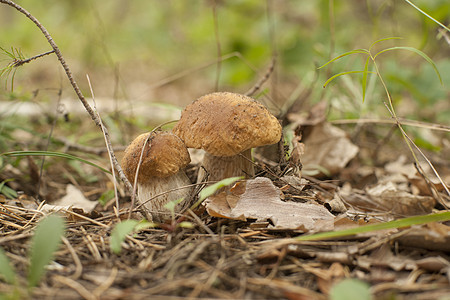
198,148,254,182
137,172,192,222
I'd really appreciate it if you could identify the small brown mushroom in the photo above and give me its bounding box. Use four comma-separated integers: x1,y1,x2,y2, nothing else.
173,92,282,182
121,131,191,221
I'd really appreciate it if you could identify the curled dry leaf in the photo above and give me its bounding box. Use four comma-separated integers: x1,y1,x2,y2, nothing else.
325,194,347,213
204,177,335,231
279,175,308,193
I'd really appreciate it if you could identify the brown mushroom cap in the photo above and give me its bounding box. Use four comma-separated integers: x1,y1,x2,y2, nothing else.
121,131,190,184
173,92,282,156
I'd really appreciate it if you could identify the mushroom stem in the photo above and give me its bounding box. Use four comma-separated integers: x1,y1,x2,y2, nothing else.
138,172,192,222
198,148,254,182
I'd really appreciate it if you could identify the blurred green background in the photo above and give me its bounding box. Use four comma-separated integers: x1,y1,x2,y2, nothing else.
0,0,449,147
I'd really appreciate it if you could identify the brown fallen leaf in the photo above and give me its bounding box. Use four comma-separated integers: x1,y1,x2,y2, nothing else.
366,181,435,216
357,243,411,272
42,184,98,213
301,122,359,177
416,256,450,272
279,175,308,193
398,223,450,252
205,177,335,231
325,194,347,213
384,155,449,197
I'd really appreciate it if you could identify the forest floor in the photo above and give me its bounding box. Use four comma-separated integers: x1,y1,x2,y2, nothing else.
1,99,449,299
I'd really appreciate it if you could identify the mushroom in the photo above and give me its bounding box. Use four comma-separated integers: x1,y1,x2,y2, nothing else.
121,131,191,221
172,92,282,182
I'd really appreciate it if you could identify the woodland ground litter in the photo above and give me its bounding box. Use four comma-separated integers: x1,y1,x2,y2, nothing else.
1,108,449,299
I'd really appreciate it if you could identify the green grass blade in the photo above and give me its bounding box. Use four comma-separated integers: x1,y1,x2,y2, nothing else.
28,215,65,287
318,49,368,69
0,247,16,284
403,0,449,32
192,176,243,210
369,37,403,50
110,220,139,255
296,211,450,241
0,179,18,199
1,151,111,174
199,176,244,202
323,70,376,88
361,56,370,102
374,46,443,84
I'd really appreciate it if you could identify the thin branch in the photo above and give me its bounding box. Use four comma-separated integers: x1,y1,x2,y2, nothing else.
330,118,450,132
12,49,55,67
86,74,121,216
0,0,133,193
245,57,275,96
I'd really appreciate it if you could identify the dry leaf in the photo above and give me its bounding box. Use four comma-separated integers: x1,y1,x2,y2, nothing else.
325,194,347,213
42,184,97,213
301,122,359,177
384,155,449,196
280,175,308,193
287,101,328,128
366,181,435,216
205,177,335,231
357,241,450,275
288,137,304,177
398,223,450,252
289,102,358,178
415,257,450,272
357,244,412,272
384,155,417,178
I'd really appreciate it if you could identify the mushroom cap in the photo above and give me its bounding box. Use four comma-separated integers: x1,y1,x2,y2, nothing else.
173,92,282,156
121,131,190,184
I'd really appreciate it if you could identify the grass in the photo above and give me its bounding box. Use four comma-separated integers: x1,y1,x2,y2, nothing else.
296,211,450,241
1,151,112,174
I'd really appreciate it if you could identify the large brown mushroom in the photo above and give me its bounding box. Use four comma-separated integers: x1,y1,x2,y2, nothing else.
121,131,191,221
173,92,282,182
